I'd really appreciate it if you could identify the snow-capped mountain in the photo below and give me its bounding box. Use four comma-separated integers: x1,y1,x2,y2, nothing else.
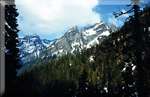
40,22,111,58
17,22,114,75
18,35,54,64
19,22,113,65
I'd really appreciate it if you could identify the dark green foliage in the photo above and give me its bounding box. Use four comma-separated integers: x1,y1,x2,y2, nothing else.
5,5,19,81
4,5,20,96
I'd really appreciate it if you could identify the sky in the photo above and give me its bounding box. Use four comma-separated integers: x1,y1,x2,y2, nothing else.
16,0,149,40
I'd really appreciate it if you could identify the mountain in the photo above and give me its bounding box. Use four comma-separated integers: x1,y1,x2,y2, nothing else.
18,35,54,64
18,22,114,75
40,22,111,58
19,22,112,64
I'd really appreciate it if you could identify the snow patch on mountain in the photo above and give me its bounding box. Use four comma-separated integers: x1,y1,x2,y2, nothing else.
100,31,110,36
83,29,96,36
18,35,54,64
86,36,99,48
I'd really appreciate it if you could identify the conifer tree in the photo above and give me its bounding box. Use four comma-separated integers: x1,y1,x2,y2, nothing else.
113,0,150,97
5,4,20,96
131,1,149,97
78,69,89,97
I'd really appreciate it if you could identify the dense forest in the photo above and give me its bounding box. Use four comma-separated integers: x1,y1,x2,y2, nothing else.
3,1,150,97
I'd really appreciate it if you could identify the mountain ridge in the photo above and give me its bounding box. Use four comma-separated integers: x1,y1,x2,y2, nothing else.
18,22,115,70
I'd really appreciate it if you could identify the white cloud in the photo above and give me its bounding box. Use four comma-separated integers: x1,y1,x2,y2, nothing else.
97,0,146,5
16,0,100,39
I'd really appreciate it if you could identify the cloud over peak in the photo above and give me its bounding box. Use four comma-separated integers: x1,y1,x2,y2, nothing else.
16,0,100,39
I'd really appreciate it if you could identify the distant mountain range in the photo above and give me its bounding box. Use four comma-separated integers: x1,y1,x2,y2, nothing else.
18,35,55,64
18,22,116,74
